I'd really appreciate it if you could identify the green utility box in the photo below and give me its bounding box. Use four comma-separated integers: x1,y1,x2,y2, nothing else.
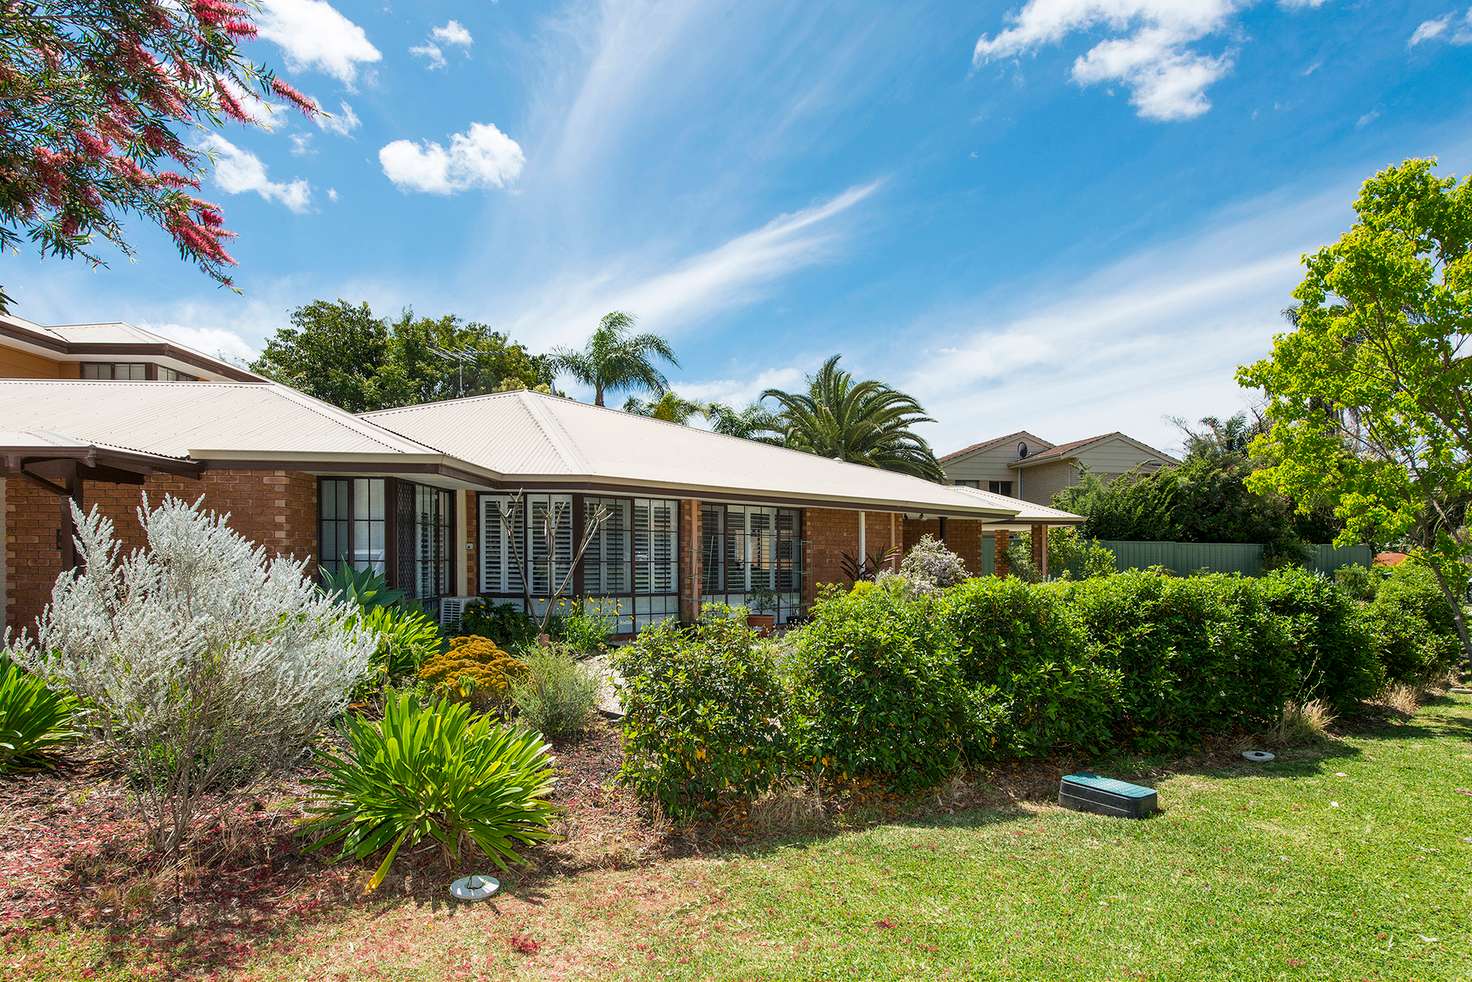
1058,772,1158,819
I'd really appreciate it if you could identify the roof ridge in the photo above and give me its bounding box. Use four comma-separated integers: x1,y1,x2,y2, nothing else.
516,391,591,473
265,384,445,456
360,388,524,418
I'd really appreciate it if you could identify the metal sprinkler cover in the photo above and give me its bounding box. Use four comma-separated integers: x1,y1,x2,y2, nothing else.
1241,750,1276,763
450,874,500,902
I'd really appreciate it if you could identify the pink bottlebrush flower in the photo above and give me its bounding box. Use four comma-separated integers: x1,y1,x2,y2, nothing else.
76,130,111,159
214,81,252,124
222,19,257,39
270,78,317,116
156,171,200,190
60,214,80,236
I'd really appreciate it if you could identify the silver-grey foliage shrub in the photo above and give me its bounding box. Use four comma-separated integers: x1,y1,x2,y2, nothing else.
898,534,971,593
4,496,374,855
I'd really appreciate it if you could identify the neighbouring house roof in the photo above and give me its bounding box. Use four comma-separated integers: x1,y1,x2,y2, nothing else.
938,430,1054,464
0,313,264,382
1008,431,1179,470
949,485,1084,528
363,390,1020,518
0,380,446,463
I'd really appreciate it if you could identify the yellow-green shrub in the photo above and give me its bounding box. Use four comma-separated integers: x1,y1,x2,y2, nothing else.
417,635,527,706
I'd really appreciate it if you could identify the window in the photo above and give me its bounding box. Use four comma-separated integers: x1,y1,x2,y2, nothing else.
633,498,678,594
987,480,1014,496
583,497,631,595
80,362,147,380
318,478,386,574
406,484,453,601
701,504,803,621
158,366,195,382
954,479,980,488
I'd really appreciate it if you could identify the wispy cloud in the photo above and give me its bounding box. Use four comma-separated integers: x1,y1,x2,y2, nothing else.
412,19,474,69
506,181,882,348
1409,8,1472,46
973,0,1330,122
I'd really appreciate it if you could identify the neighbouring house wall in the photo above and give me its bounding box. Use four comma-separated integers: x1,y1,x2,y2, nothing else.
941,433,1051,487
1071,435,1173,475
3,469,316,633
0,345,78,379
1017,459,1078,505
802,507,902,605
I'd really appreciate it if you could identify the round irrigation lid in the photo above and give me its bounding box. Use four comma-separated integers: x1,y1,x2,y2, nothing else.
450,874,500,902
1241,750,1276,763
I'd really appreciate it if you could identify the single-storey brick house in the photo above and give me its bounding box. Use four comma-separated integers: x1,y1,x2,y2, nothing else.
0,315,1081,635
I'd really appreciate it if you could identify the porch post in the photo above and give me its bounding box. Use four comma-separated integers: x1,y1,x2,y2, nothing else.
995,530,1011,578
858,510,866,560
681,499,702,622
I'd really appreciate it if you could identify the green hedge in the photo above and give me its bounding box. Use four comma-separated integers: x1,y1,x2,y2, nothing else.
616,564,1463,814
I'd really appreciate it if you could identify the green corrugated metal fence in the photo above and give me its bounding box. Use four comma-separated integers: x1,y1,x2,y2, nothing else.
1094,541,1371,576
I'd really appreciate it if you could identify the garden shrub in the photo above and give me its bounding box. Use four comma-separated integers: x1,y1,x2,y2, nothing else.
418,636,527,707
307,688,558,890
353,603,444,697
1365,561,1465,685
1259,567,1381,708
616,608,791,817
6,496,373,855
556,598,618,654
511,643,602,742
940,578,1115,760
460,600,541,652
787,581,963,791
1332,563,1382,602
0,655,81,773
1061,572,1293,750
898,535,970,593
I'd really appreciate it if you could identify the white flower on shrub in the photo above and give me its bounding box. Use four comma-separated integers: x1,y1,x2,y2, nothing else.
898,535,970,594
4,495,373,855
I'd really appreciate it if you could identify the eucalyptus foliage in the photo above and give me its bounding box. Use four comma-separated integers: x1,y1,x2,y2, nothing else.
5,496,373,855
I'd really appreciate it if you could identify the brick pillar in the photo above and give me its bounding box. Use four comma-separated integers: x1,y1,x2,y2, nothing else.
1032,523,1049,578
680,499,702,622
995,530,1011,578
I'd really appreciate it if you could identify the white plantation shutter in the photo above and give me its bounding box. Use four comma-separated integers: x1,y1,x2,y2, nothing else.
583,497,630,595
527,494,574,596
633,498,678,594
479,494,524,594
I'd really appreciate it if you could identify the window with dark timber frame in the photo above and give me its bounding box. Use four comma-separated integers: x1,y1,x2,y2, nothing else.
698,503,804,622
477,491,681,633
318,477,455,601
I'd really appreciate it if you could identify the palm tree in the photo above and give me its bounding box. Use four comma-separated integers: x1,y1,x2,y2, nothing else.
704,400,783,443
549,311,679,407
623,390,706,424
763,355,944,481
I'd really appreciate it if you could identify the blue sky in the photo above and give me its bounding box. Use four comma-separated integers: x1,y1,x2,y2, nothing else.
9,0,1472,455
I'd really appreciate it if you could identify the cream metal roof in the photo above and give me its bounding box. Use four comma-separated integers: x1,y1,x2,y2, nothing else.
363,390,1018,517
950,485,1084,528
0,380,443,461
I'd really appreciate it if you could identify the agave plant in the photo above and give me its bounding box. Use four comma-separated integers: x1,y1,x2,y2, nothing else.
320,563,406,611
306,689,559,890
0,656,81,772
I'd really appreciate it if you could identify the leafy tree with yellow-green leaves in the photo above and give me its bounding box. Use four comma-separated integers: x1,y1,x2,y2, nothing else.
1238,158,1472,667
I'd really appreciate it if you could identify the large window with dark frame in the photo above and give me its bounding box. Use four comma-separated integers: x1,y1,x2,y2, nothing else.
479,492,679,634
318,478,454,602
700,503,803,623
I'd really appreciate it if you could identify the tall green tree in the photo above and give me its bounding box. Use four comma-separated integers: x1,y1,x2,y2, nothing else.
251,300,552,413
623,391,706,423
763,355,944,480
704,401,783,443
1,0,318,311
1237,158,1472,664
549,311,678,407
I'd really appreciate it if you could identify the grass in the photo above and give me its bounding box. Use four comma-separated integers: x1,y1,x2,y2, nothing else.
5,695,1471,980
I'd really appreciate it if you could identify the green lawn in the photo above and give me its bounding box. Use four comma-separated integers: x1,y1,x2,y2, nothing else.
7,695,1472,980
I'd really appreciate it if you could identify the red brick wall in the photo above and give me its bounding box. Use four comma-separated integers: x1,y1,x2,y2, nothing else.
802,508,902,605
3,469,316,633
679,499,702,622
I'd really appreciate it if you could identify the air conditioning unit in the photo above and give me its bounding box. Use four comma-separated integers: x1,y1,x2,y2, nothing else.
439,596,480,630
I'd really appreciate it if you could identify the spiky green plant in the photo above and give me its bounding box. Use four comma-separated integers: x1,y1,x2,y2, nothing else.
306,689,559,890
353,604,445,697
0,656,81,772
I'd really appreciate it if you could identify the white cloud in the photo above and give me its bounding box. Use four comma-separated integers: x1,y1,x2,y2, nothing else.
413,20,473,70
411,42,447,69
678,367,804,408
256,0,381,86
201,134,312,213
1355,109,1380,128
378,122,525,194
289,132,314,155
314,100,361,136
139,323,260,365
1410,8,1472,46
432,20,473,47
327,187,339,202
508,182,881,348
973,0,1328,122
